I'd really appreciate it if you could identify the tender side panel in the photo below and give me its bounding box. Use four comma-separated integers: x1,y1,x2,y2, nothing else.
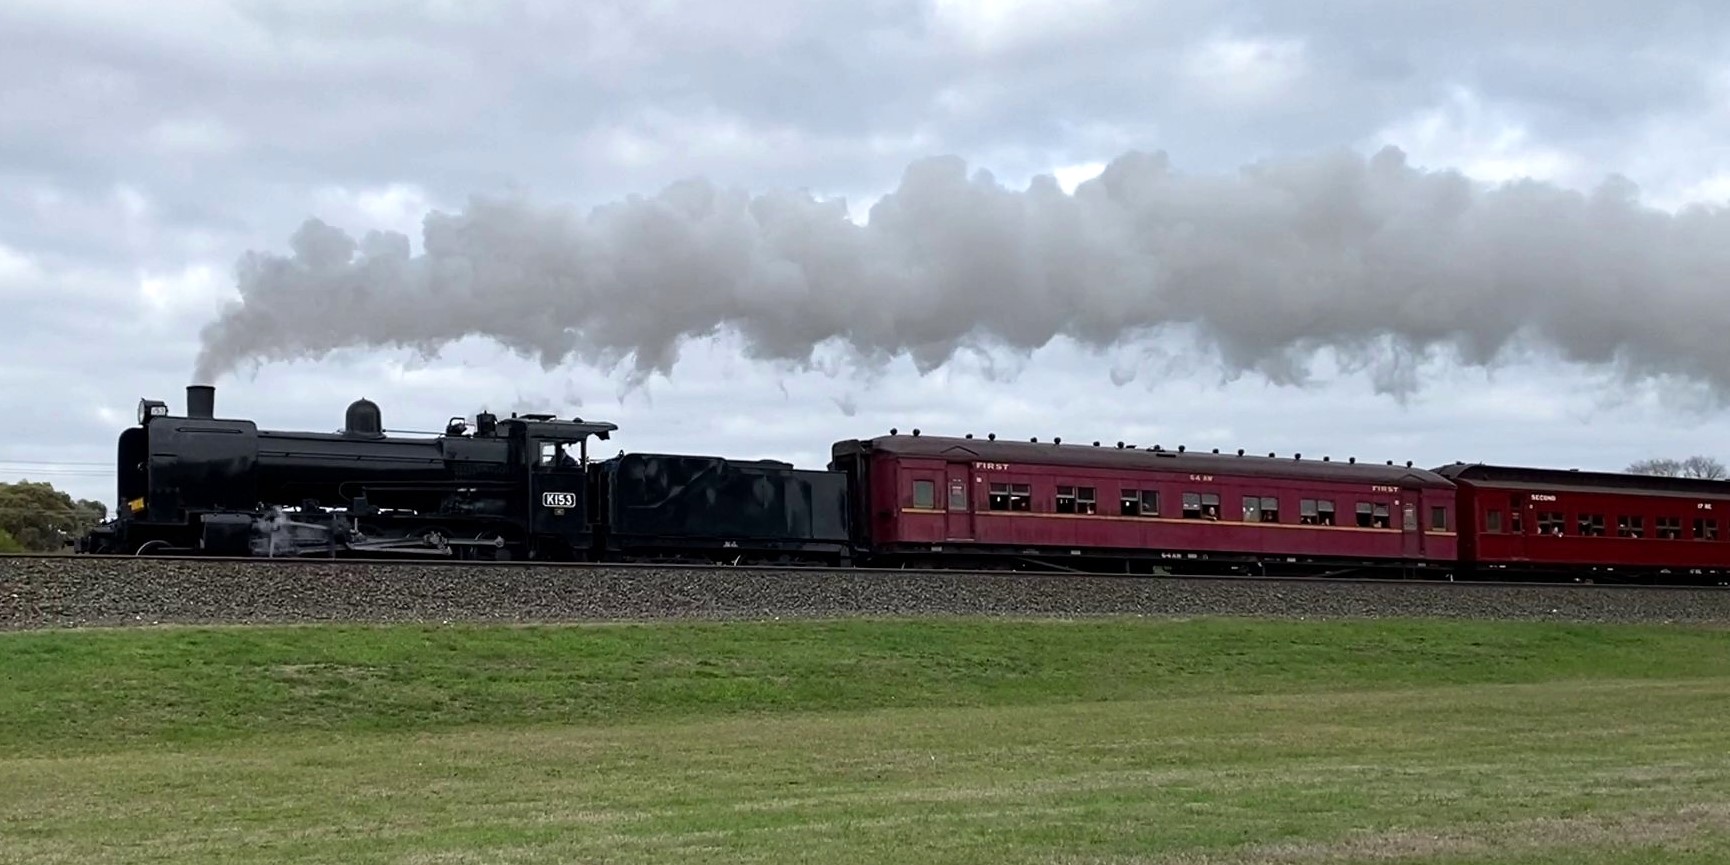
606,453,851,550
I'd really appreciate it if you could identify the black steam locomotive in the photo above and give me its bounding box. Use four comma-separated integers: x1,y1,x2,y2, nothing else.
78,385,851,563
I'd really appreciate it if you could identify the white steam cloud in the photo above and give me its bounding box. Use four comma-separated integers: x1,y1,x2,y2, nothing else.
193,146,1730,399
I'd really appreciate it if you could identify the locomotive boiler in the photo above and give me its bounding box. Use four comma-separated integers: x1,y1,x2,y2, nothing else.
81,385,617,559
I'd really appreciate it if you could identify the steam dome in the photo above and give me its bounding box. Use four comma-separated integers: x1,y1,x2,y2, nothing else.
344,398,383,438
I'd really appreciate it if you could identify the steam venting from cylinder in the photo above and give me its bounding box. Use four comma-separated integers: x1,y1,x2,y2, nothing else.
186,384,215,420
189,145,1730,400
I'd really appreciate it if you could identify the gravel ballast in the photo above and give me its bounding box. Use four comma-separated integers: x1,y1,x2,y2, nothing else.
5,555,1730,630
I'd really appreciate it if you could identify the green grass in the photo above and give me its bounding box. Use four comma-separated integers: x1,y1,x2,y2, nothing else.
4,617,1730,863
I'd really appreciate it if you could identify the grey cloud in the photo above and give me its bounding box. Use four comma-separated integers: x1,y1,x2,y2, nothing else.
6,0,1725,228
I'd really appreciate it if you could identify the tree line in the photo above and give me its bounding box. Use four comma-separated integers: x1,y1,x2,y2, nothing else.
0,481,109,553
1624,455,1728,479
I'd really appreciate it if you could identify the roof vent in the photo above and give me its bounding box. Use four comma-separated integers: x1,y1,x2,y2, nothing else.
1211,448,1219,454
1237,448,1244,456
1117,441,1125,449
890,427,898,435
912,428,920,437
1053,437,1062,445
1406,460,1413,467
1093,441,1100,447
988,433,996,441
1323,456,1330,462
1295,453,1302,459
1030,436,1038,443
965,433,973,439
1349,457,1356,464
1178,445,1186,453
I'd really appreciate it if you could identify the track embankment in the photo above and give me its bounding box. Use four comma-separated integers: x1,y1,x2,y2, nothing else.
4,555,1730,630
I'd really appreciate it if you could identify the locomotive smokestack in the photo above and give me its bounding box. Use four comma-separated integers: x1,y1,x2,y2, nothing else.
187,384,214,419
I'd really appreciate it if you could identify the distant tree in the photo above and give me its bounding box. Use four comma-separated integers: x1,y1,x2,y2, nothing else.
0,481,109,552
1626,458,1683,476
1625,456,1728,479
1681,456,1728,479
0,526,22,554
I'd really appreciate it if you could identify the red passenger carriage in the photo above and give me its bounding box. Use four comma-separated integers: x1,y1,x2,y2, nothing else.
1438,463,1730,581
830,433,1458,577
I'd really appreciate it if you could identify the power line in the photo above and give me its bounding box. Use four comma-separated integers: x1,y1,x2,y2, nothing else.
0,459,112,467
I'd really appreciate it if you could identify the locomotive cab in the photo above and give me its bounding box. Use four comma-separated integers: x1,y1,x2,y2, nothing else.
496,414,617,559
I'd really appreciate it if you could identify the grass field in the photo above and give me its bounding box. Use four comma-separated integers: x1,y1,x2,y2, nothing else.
4,616,1730,863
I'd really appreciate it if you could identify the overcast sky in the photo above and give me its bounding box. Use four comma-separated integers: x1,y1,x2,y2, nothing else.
4,0,1730,510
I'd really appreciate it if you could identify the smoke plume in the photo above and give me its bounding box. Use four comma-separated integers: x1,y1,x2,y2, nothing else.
193,146,1730,398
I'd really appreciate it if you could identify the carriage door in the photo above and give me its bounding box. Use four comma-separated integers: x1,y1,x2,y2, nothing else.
1505,492,1530,561
945,463,974,541
1400,487,1425,559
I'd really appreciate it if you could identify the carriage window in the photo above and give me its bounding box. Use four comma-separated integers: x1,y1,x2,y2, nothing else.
912,480,936,509
1537,511,1565,536
1617,515,1644,538
1656,516,1681,540
1578,513,1605,536
1430,506,1447,531
1244,496,1278,522
1487,510,1502,533
1183,492,1221,520
1695,518,1718,540
1510,509,1523,534
1358,502,1391,528
1122,489,1159,516
1299,499,1335,525
988,483,1031,511
1053,485,1096,514
949,480,967,511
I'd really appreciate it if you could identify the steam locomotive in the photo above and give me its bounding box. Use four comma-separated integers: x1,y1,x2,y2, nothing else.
78,385,851,564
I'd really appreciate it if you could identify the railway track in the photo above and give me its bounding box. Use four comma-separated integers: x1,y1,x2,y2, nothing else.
6,553,1730,631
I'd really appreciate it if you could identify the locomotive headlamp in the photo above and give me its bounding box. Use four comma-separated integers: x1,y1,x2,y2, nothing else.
137,398,168,424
